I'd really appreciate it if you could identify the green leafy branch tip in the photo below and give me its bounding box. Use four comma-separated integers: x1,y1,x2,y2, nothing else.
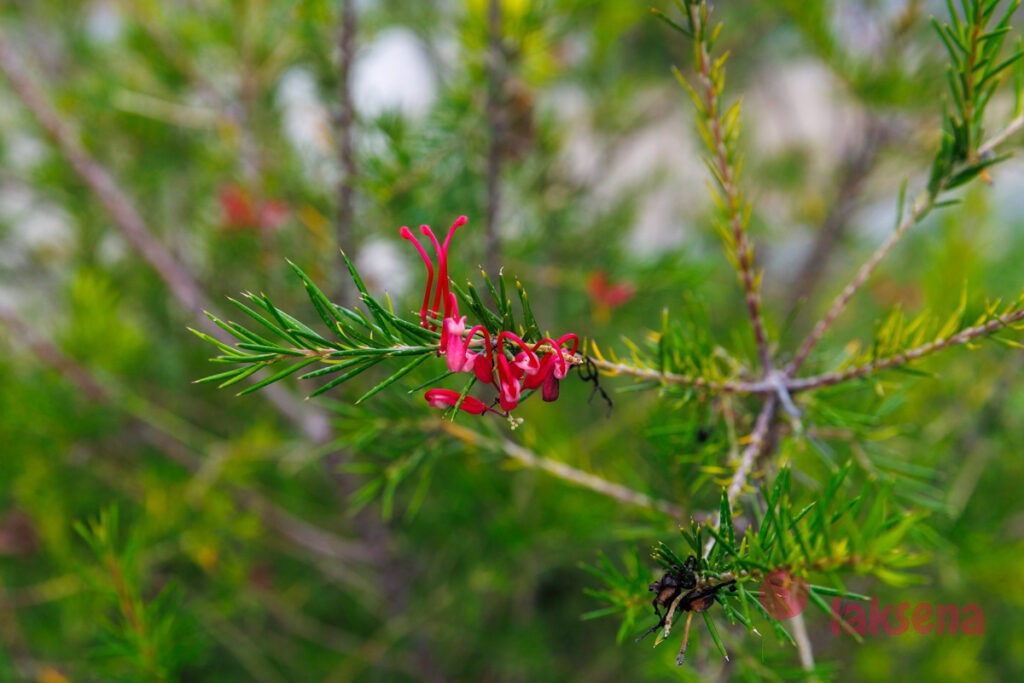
192,220,584,420
588,466,929,665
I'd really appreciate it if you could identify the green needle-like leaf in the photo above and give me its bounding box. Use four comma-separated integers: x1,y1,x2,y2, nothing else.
341,250,370,296
307,360,377,398
701,611,728,662
228,296,300,345
215,363,264,389
189,326,244,356
236,357,320,396
288,260,344,329
515,279,538,341
355,353,431,404
298,358,371,380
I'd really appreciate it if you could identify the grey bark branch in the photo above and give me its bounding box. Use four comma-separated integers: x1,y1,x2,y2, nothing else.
0,31,208,317
439,422,685,519
0,27,330,442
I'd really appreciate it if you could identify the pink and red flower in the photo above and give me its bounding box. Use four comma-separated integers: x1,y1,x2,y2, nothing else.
399,216,467,330
403,215,579,417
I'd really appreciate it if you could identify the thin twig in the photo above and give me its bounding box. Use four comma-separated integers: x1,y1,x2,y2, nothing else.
254,587,360,654
326,11,444,679
334,0,359,304
788,89,1024,377
725,395,778,504
584,356,769,394
786,188,936,376
946,352,1022,516
691,4,772,373
199,612,290,683
789,611,817,676
484,0,505,277
978,112,1024,157
439,422,685,519
786,306,1024,392
704,395,778,558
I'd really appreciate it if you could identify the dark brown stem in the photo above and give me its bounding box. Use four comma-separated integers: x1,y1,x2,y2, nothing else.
328,8,443,679
484,0,504,277
335,0,359,304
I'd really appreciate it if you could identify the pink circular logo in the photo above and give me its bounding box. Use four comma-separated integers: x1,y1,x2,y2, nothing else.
759,568,809,620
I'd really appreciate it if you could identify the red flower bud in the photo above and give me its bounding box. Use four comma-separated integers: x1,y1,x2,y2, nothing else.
424,389,492,415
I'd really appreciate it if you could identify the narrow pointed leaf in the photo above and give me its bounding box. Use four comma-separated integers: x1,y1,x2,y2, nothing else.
228,296,299,345
217,363,265,389
190,325,244,356
355,353,431,404
307,360,377,398
341,250,370,296
237,357,321,396
701,611,728,661
299,358,373,380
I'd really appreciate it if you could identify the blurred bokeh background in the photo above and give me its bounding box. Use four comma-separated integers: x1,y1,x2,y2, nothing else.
1,1,1023,681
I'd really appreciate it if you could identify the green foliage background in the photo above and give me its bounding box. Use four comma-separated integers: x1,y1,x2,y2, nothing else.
1,1,1023,681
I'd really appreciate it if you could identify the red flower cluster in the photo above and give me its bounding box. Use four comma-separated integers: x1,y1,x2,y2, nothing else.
587,271,635,307
587,271,635,323
219,184,290,232
401,216,578,416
